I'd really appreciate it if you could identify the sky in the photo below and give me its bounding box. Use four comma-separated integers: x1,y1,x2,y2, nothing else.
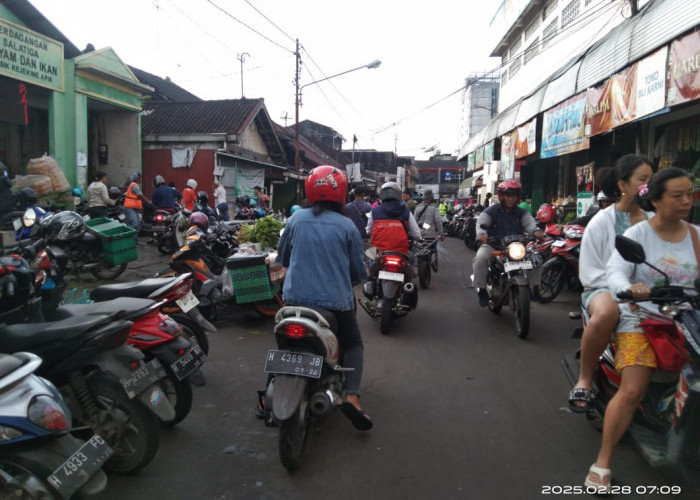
28,0,500,160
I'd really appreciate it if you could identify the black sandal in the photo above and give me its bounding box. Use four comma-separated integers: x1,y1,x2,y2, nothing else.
568,387,592,413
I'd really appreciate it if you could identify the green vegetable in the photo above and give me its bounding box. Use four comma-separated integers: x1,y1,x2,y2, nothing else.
236,216,284,249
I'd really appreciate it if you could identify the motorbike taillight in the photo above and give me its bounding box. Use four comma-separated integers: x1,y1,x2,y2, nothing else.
36,249,51,270
158,317,182,335
155,214,165,222
383,256,403,273
284,324,308,339
27,395,69,433
164,279,193,300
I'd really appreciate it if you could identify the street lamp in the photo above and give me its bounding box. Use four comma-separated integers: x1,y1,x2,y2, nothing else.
237,52,250,98
294,58,381,170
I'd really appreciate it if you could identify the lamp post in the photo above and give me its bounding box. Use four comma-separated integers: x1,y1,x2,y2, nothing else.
294,55,381,170
237,52,250,98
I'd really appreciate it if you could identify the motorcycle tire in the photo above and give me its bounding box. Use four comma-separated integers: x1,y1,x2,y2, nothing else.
418,261,431,289
170,312,210,356
91,261,127,280
511,285,531,339
537,262,566,303
157,367,193,428
380,298,393,335
253,289,285,318
0,457,60,499
87,375,160,473
677,403,700,489
431,251,438,273
157,234,178,256
279,398,310,471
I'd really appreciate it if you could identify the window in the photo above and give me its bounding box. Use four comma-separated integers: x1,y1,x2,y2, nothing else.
509,37,522,62
524,38,539,64
502,69,509,86
562,0,580,28
543,18,558,49
543,0,559,19
509,57,522,78
525,16,540,40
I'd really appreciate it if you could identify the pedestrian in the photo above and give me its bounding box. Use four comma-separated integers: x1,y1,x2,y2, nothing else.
402,188,416,213
483,192,492,208
183,179,197,211
213,180,229,221
345,185,372,243
123,172,152,245
86,170,115,218
0,160,15,216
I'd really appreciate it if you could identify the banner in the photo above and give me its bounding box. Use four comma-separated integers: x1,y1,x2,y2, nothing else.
667,31,700,107
514,117,537,159
541,92,589,158
467,152,475,171
475,146,484,168
635,47,667,118
484,141,495,164
586,79,613,137
609,65,636,127
500,131,516,180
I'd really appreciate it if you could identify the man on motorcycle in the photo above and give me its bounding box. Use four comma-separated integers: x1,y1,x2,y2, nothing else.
414,189,444,241
473,179,543,307
151,175,178,212
275,166,372,431
183,179,197,211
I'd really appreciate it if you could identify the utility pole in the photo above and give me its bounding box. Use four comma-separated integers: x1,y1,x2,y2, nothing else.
237,52,250,98
294,39,301,171
280,112,290,127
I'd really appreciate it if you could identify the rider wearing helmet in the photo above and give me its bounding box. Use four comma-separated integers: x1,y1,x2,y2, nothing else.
274,166,372,431
572,191,616,227
88,171,116,218
195,190,217,223
187,211,209,232
473,178,543,307
151,175,178,212
183,179,198,211
367,182,421,258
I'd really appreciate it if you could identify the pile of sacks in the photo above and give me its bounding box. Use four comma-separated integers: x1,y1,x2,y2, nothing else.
13,155,71,196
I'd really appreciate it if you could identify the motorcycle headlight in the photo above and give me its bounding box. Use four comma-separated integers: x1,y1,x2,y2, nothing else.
507,242,527,261
22,208,36,227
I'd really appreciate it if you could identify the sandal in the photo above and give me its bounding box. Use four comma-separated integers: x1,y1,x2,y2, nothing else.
339,401,373,431
568,387,592,413
584,463,611,493
255,390,265,419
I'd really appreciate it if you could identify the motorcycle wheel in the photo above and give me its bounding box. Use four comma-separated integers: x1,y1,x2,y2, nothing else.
537,262,565,303
380,298,393,335
511,285,531,339
158,367,193,428
253,289,285,318
678,405,700,488
418,261,431,289
171,312,210,356
87,375,160,473
279,398,310,471
0,459,58,499
157,233,178,255
431,250,438,273
91,261,127,280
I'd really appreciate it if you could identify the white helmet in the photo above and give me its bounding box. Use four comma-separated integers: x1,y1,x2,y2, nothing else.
186,179,198,189
596,191,610,201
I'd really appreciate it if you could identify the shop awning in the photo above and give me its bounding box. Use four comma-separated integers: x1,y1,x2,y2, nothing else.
461,171,484,189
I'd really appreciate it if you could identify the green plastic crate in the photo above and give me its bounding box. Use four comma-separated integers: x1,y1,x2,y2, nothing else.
98,225,136,254
104,246,138,265
85,217,122,235
226,254,273,304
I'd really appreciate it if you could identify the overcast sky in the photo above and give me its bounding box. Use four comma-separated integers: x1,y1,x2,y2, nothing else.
29,0,500,160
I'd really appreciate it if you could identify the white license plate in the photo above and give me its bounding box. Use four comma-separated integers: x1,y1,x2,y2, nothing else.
378,270,404,282
12,218,21,231
504,260,534,272
552,240,566,247
176,291,199,312
264,350,323,379
47,434,113,499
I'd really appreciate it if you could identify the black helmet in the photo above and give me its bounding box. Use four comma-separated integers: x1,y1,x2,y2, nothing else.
197,191,209,205
40,211,85,241
108,186,122,199
236,194,250,207
18,187,37,206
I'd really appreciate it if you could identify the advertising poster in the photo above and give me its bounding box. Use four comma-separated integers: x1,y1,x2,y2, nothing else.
500,131,516,180
514,117,537,159
635,47,668,118
541,92,589,158
667,31,700,106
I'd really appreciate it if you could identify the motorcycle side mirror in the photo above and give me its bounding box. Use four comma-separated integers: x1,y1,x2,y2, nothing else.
615,235,670,286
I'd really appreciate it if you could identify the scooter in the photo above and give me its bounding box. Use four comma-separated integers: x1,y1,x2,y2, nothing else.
561,235,700,489
537,223,583,303
0,351,109,499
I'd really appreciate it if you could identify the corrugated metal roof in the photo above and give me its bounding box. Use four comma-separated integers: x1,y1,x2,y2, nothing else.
497,103,519,136
515,85,545,124
541,60,581,111
130,66,202,102
141,99,263,136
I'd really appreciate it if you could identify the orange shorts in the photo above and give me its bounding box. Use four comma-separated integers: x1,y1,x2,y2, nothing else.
614,332,657,372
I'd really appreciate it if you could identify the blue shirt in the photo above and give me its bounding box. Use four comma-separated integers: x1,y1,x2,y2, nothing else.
277,207,364,311
152,185,177,209
345,199,372,239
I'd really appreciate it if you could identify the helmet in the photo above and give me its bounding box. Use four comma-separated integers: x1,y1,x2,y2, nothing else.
236,195,250,207
536,203,556,223
18,187,37,206
188,212,209,231
71,187,83,197
129,172,141,183
108,186,122,199
196,191,209,205
249,198,257,207
305,166,348,206
290,204,301,214
41,211,85,241
497,178,521,203
423,189,434,200
260,194,269,203
153,175,165,187
596,191,610,201
186,179,197,189
379,182,402,202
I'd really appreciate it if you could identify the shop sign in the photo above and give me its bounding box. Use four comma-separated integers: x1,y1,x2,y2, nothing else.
577,191,593,217
667,31,700,107
475,146,484,168
0,18,64,92
636,47,667,118
585,65,637,137
500,131,516,180
484,141,495,163
514,117,537,159
467,152,475,171
541,92,589,158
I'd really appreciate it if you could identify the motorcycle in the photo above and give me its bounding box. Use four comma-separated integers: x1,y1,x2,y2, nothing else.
0,351,109,499
537,223,583,303
263,306,353,471
462,206,481,250
561,235,700,489
480,230,542,339
358,248,418,335
414,237,439,289
158,209,190,256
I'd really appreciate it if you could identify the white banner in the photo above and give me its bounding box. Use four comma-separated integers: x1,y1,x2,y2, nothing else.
635,47,668,119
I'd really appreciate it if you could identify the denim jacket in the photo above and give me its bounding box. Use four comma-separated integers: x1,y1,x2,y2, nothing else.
276,207,364,311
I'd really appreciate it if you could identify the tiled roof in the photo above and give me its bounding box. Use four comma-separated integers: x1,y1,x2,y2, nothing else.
129,66,201,102
141,99,263,136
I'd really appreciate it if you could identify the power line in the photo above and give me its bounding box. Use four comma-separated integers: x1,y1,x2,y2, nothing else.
243,0,296,44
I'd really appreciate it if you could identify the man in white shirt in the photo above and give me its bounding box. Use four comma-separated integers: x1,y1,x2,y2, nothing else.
213,180,228,221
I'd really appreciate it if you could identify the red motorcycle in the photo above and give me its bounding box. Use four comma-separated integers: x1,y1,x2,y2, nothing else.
537,223,583,303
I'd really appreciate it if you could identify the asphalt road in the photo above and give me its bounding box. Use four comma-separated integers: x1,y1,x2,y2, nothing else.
95,237,690,500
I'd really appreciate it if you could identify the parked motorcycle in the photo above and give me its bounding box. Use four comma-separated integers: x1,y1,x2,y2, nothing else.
263,306,352,471
562,235,700,488
0,351,109,499
537,223,583,303
358,248,418,335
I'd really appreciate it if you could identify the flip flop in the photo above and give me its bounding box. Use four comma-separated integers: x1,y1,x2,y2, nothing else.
568,387,592,413
584,464,611,494
340,402,373,431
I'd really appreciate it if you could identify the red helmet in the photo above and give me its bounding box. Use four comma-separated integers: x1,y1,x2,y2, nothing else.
188,212,209,231
536,203,556,223
305,166,347,207
497,178,521,203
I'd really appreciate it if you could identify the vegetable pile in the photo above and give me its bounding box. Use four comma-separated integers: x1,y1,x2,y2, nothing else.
236,215,284,249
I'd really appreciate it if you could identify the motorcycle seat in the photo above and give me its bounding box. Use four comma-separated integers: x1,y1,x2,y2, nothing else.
52,297,157,322
90,277,182,301
0,314,118,352
0,353,23,378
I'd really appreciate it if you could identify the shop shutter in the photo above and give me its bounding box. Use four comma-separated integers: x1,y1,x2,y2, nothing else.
540,60,581,111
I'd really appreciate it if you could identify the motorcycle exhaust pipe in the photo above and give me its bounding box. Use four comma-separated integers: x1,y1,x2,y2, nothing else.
403,282,415,294
310,391,332,416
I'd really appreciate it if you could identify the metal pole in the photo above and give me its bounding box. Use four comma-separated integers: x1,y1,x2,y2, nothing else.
294,39,301,171
237,52,250,98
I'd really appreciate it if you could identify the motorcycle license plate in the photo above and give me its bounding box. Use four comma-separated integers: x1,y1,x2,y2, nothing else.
264,350,323,379
152,226,165,233
503,260,533,272
176,291,199,312
120,358,167,399
170,345,206,381
12,218,22,231
378,270,404,282
552,240,566,247
47,434,113,499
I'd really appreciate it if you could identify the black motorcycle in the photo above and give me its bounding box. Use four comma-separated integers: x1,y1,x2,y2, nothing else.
414,237,438,289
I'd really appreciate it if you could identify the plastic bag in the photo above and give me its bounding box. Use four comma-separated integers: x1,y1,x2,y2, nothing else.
221,268,234,298
63,287,94,304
